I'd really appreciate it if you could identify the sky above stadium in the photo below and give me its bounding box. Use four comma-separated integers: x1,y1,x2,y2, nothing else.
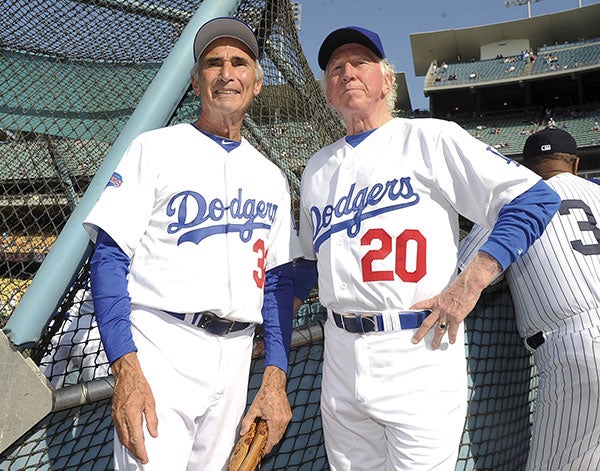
297,0,600,111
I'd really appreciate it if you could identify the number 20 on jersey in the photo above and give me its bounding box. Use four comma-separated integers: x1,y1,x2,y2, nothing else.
361,228,426,282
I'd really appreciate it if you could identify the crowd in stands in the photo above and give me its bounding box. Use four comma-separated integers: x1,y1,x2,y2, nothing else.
452,106,600,154
432,53,530,85
431,36,600,85
0,278,29,319
0,232,56,254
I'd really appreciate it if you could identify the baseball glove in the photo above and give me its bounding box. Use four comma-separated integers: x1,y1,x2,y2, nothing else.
228,418,269,471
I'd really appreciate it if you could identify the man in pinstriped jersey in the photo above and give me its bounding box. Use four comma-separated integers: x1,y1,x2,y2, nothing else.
459,128,600,470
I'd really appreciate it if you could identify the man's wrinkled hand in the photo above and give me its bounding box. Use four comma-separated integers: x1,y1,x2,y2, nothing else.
111,352,159,464
411,252,502,349
238,366,291,454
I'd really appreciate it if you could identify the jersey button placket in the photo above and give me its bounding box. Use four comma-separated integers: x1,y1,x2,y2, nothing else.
331,150,354,304
329,233,345,299
335,234,345,290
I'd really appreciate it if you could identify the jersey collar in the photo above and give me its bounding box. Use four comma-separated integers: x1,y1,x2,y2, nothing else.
191,123,242,152
345,128,377,148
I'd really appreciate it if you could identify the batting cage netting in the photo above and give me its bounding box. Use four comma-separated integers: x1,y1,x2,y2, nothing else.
0,0,536,469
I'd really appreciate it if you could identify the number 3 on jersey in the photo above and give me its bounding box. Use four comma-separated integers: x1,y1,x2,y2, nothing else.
560,199,600,255
361,228,426,282
253,239,268,288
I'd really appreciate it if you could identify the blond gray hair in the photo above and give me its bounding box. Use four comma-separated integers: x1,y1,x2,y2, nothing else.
380,59,397,113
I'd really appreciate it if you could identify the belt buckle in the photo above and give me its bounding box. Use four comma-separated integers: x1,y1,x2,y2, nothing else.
203,311,236,336
336,312,359,333
360,313,379,333
340,312,379,334
338,313,353,332
197,312,214,330
524,331,546,352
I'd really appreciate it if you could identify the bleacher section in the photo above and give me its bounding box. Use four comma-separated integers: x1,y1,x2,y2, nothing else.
533,41,600,74
0,278,30,318
430,37,600,89
433,55,528,87
458,113,539,156
455,106,600,157
538,37,600,52
553,108,600,147
1,50,154,143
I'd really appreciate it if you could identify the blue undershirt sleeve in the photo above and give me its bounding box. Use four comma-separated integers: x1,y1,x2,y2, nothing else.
261,262,294,373
292,258,318,302
89,228,136,364
479,179,561,270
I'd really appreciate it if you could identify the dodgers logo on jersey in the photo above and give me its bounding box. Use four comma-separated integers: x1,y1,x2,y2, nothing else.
107,172,123,188
486,146,521,166
166,188,277,245
311,176,419,252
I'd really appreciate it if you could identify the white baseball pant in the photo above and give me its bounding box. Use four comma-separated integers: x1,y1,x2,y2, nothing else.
114,308,254,471
321,319,467,470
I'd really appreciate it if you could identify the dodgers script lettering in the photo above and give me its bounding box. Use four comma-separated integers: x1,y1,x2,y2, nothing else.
166,188,278,244
311,177,419,252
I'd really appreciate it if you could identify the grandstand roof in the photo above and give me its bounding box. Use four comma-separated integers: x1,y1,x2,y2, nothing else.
0,139,107,181
1,46,412,137
0,50,156,142
410,4,600,76
394,73,411,112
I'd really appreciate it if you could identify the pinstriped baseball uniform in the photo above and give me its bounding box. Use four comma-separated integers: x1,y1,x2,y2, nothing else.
458,172,600,470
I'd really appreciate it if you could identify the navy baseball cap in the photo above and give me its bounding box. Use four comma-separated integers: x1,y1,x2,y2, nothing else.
193,17,259,62
318,26,385,70
522,128,578,161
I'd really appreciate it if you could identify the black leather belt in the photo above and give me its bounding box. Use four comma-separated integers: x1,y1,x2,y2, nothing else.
332,310,431,334
525,331,546,350
164,311,251,336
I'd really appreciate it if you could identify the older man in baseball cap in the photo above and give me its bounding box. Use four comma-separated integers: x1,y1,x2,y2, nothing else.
294,25,560,469
84,17,295,470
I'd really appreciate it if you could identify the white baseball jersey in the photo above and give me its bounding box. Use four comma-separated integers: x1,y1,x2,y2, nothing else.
298,117,541,312
84,123,293,323
298,117,542,469
458,173,600,470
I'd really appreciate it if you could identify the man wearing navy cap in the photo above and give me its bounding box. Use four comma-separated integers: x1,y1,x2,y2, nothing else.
294,26,561,469
460,127,600,470
85,17,295,470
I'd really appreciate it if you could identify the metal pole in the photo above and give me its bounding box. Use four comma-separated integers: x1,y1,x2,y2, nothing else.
3,0,242,348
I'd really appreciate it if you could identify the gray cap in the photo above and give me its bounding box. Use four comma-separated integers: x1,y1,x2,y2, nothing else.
193,17,259,62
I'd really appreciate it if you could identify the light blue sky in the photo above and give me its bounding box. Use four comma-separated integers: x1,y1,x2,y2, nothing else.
297,0,599,110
